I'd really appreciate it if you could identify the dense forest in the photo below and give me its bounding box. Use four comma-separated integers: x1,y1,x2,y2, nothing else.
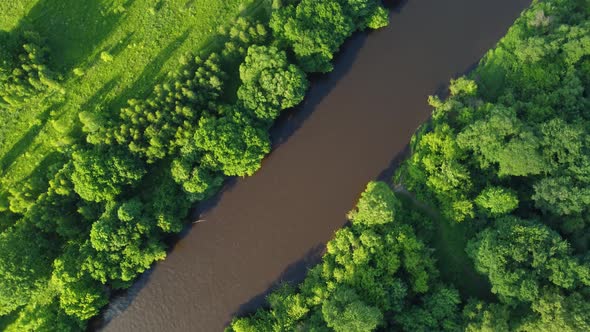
228,0,590,331
0,0,389,330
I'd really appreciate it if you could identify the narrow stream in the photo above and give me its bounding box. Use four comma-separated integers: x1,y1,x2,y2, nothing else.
101,0,530,330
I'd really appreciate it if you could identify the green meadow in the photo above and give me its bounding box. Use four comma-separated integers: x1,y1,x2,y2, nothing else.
0,0,253,211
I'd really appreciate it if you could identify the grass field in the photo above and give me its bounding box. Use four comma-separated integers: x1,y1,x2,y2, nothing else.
394,189,493,301
0,0,258,211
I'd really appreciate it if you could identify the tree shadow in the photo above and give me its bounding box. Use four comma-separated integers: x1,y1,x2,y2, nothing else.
13,0,135,71
21,151,64,190
270,32,367,148
269,0,409,150
376,144,411,183
88,267,156,331
0,106,53,172
106,31,135,58
229,244,326,321
78,75,122,115
107,29,191,111
384,0,410,12
433,60,481,99
377,58,482,184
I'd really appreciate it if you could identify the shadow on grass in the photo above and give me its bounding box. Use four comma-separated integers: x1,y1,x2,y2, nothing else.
107,29,191,111
22,150,64,190
106,31,135,58
14,0,135,71
79,75,121,115
0,106,53,173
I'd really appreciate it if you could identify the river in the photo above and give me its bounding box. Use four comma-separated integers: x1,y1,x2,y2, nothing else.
100,0,530,330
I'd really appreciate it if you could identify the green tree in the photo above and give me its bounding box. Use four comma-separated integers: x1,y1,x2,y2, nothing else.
0,223,55,315
533,176,590,216
106,54,225,162
238,45,308,121
321,287,383,332
517,289,590,332
52,244,107,321
466,217,589,304
84,200,166,287
270,0,354,72
4,297,82,332
194,106,270,176
474,186,519,217
396,286,462,332
347,181,400,226
148,170,197,233
71,147,146,202
463,300,511,332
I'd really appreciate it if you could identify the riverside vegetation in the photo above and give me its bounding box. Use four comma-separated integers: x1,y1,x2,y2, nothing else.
228,0,590,331
0,0,389,330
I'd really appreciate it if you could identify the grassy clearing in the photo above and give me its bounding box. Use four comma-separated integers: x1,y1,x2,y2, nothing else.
0,0,255,206
394,188,493,301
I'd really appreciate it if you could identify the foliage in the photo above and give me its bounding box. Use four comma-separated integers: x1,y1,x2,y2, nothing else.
193,105,271,176
0,222,55,315
270,0,388,73
347,181,400,226
0,31,59,107
474,186,519,217
71,147,146,202
322,287,383,332
466,217,589,304
0,0,389,328
228,182,454,332
95,53,225,162
238,45,308,121
396,0,590,331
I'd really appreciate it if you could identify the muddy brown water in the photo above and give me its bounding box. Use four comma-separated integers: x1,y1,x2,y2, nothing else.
100,0,530,331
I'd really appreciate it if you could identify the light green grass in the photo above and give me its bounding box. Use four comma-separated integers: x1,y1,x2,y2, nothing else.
0,0,259,204
0,0,38,31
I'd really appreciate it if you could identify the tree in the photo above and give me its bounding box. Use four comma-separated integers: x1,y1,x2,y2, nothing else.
365,6,389,29
456,106,548,177
539,118,584,168
336,0,390,29
84,200,166,287
321,287,383,332
463,300,511,332
517,289,590,332
108,53,225,161
474,186,519,217
148,170,197,233
270,0,355,72
0,31,60,107
194,105,270,177
0,223,55,315
532,176,590,216
238,45,308,121
52,244,107,321
396,286,462,332
4,297,82,332
71,146,146,202
466,217,589,304
347,181,400,226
